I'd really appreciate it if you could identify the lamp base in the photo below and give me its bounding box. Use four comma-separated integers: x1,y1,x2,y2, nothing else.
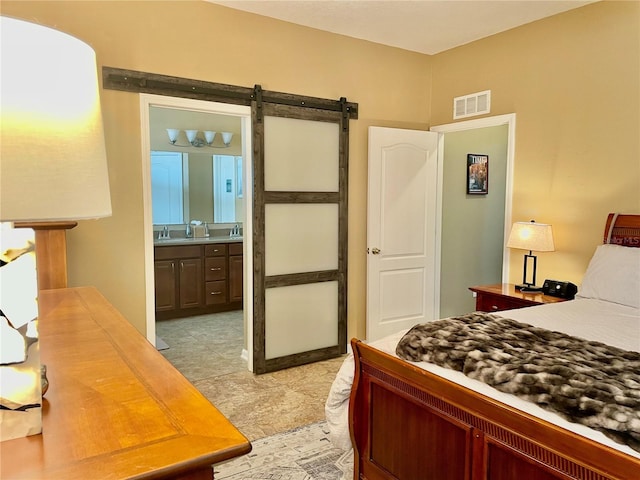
515,284,543,292
0,223,42,441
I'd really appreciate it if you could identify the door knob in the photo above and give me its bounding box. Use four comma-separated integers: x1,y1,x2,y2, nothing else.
371,247,381,255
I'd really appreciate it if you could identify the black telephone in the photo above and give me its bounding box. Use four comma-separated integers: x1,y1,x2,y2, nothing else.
542,279,578,299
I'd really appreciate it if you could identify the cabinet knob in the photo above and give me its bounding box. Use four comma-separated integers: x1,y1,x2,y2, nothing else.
211,292,222,295
210,267,221,271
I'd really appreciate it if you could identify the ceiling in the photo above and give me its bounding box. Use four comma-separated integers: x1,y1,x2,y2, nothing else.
210,0,596,55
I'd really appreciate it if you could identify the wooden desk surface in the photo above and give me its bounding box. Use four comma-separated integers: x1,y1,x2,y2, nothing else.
0,287,251,479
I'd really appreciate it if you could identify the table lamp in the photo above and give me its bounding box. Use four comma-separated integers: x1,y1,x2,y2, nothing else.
506,220,555,291
0,16,111,441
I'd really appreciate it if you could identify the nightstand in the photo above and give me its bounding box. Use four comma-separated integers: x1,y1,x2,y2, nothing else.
469,283,568,312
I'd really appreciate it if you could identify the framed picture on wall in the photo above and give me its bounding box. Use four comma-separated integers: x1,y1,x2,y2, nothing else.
467,154,488,194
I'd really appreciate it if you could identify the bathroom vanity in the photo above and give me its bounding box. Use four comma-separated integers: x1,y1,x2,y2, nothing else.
154,238,242,319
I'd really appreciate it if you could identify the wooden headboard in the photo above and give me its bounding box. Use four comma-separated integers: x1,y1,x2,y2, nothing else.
604,213,640,246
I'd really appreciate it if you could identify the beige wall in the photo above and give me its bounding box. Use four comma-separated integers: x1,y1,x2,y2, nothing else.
431,0,640,285
3,1,638,339
2,1,431,339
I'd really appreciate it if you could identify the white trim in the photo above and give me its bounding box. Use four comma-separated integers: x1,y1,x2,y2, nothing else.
430,113,516,294
139,99,156,344
139,94,253,371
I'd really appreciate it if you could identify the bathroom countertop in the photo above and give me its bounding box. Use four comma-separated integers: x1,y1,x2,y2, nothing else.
154,236,243,246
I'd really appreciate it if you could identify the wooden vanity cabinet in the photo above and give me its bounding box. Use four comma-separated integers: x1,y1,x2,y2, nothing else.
205,244,228,306
179,258,203,309
154,260,177,311
229,242,243,303
155,241,242,319
154,245,203,317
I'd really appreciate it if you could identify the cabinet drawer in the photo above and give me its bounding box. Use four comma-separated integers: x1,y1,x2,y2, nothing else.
205,281,227,305
205,244,227,257
228,242,243,256
477,294,535,312
155,245,201,260
205,257,227,281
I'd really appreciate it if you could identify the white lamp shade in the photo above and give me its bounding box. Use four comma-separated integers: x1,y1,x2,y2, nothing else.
221,132,233,145
204,131,216,144
166,128,180,143
185,129,198,143
507,221,555,252
0,16,112,222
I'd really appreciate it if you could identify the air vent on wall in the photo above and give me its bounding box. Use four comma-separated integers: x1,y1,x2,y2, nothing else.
453,90,491,119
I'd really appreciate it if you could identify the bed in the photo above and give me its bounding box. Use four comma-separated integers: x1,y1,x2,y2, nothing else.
326,213,640,480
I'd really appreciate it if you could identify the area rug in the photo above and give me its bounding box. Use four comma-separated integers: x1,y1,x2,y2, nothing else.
215,421,353,480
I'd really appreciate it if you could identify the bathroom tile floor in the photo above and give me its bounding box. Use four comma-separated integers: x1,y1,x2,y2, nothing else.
156,311,346,441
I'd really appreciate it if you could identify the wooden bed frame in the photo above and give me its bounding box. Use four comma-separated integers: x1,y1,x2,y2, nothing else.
349,213,640,480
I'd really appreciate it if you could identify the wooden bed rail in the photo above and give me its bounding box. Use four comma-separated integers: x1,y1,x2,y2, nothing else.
349,339,640,480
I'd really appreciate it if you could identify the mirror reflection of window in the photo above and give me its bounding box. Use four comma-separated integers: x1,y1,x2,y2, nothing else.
214,155,237,223
236,156,243,199
151,151,187,224
151,152,243,225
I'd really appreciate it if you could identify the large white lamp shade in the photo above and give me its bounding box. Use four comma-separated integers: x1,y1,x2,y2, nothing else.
0,16,112,222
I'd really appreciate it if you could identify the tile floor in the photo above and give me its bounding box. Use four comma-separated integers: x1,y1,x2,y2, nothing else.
156,311,347,441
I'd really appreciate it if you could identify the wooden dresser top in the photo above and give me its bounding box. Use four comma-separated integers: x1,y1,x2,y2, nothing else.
0,287,251,479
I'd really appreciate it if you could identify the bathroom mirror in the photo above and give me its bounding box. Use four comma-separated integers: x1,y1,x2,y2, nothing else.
151,151,243,225
149,106,243,225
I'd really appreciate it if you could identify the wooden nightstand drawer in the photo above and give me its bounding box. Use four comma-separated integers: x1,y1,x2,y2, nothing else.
477,294,536,312
470,284,567,313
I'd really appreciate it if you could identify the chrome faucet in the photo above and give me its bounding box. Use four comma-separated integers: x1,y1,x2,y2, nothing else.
230,224,240,237
159,225,170,239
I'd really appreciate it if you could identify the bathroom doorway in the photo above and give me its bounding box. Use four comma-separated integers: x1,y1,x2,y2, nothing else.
140,94,254,370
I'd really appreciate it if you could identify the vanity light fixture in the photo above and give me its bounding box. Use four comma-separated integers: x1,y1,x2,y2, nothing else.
166,129,234,148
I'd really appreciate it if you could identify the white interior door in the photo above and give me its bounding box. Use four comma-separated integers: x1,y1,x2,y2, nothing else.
367,126,439,341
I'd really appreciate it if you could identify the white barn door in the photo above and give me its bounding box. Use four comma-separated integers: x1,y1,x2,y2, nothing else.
367,127,439,341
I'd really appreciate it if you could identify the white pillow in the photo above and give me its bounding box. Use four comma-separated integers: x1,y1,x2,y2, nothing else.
579,244,640,308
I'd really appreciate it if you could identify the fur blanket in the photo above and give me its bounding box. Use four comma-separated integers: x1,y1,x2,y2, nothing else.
396,313,640,452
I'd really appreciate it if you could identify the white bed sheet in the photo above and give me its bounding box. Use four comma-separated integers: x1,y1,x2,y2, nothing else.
325,297,640,458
